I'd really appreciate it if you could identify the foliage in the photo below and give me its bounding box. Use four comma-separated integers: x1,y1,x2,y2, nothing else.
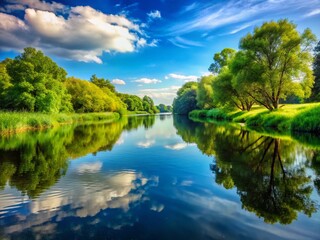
309,41,320,102
236,19,316,110
0,115,157,197
214,62,255,111
208,48,236,73
90,74,116,93
0,48,159,117
142,95,159,114
156,104,172,113
174,118,318,224
2,48,73,113
189,103,320,133
118,94,158,114
65,77,125,113
0,61,11,108
173,82,198,115
196,75,215,109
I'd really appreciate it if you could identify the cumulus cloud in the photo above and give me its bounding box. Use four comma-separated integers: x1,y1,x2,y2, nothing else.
138,85,180,104
165,73,198,82
147,10,161,19
112,79,126,85
137,140,155,148
0,2,157,63
133,78,162,84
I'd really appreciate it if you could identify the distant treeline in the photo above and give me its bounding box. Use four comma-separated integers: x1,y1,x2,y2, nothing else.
0,48,170,114
173,19,320,114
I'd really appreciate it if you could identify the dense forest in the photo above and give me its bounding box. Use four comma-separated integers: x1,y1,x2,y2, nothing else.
0,48,170,115
173,19,320,114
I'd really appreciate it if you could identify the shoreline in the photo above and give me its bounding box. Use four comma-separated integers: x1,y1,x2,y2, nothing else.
188,103,320,134
0,112,120,135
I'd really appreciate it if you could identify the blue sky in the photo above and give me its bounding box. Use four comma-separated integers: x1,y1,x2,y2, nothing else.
0,0,319,104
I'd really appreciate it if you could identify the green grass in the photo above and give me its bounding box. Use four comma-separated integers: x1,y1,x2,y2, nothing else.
189,103,320,133
0,112,120,134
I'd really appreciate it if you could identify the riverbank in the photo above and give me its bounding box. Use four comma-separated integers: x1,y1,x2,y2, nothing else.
0,112,120,134
189,103,320,133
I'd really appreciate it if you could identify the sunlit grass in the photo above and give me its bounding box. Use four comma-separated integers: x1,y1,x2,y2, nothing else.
0,112,120,134
189,103,320,133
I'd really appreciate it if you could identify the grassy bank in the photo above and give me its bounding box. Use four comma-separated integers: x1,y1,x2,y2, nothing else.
189,103,320,133
0,112,120,134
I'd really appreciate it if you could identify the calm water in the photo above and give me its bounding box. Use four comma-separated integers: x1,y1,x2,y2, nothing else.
0,115,319,240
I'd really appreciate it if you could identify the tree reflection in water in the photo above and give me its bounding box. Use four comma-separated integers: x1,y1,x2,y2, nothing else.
0,115,155,198
174,116,319,224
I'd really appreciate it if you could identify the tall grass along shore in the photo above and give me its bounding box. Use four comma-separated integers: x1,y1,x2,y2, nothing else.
0,112,120,134
189,103,320,133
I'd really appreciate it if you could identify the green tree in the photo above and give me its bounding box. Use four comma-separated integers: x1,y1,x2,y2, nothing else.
66,77,124,113
196,75,215,109
157,104,170,113
142,95,158,114
0,60,12,108
90,74,116,93
210,50,254,111
173,118,317,224
173,82,198,114
237,19,316,110
309,41,320,102
3,48,73,113
208,48,236,73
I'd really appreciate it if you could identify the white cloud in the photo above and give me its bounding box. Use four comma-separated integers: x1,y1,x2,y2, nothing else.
137,140,155,148
164,143,196,150
304,9,320,17
133,78,162,84
167,0,320,35
147,10,161,19
0,3,157,63
166,73,198,82
0,13,30,50
229,23,253,34
112,79,126,85
138,86,180,105
150,203,165,212
76,162,103,174
3,0,66,13
169,36,203,48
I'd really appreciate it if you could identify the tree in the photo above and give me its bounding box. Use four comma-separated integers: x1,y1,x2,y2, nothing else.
0,60,12,108
173,118,317,224
208,48,236,73
65,77,124,113
237,19,316,110
309,41,320,102
210,49,254,111
3,48,73,113
173,82,198,114
142,95,159,114
196,75,215,109
90,74,116,93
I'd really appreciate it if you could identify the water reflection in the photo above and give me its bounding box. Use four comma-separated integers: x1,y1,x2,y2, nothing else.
0,115,319,239
174,116,320,224
0,115,156,199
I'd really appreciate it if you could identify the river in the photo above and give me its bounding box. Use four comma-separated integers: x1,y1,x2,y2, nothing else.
0,114,319,239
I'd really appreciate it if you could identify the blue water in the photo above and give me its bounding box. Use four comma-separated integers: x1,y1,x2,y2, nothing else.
0,115,319,239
